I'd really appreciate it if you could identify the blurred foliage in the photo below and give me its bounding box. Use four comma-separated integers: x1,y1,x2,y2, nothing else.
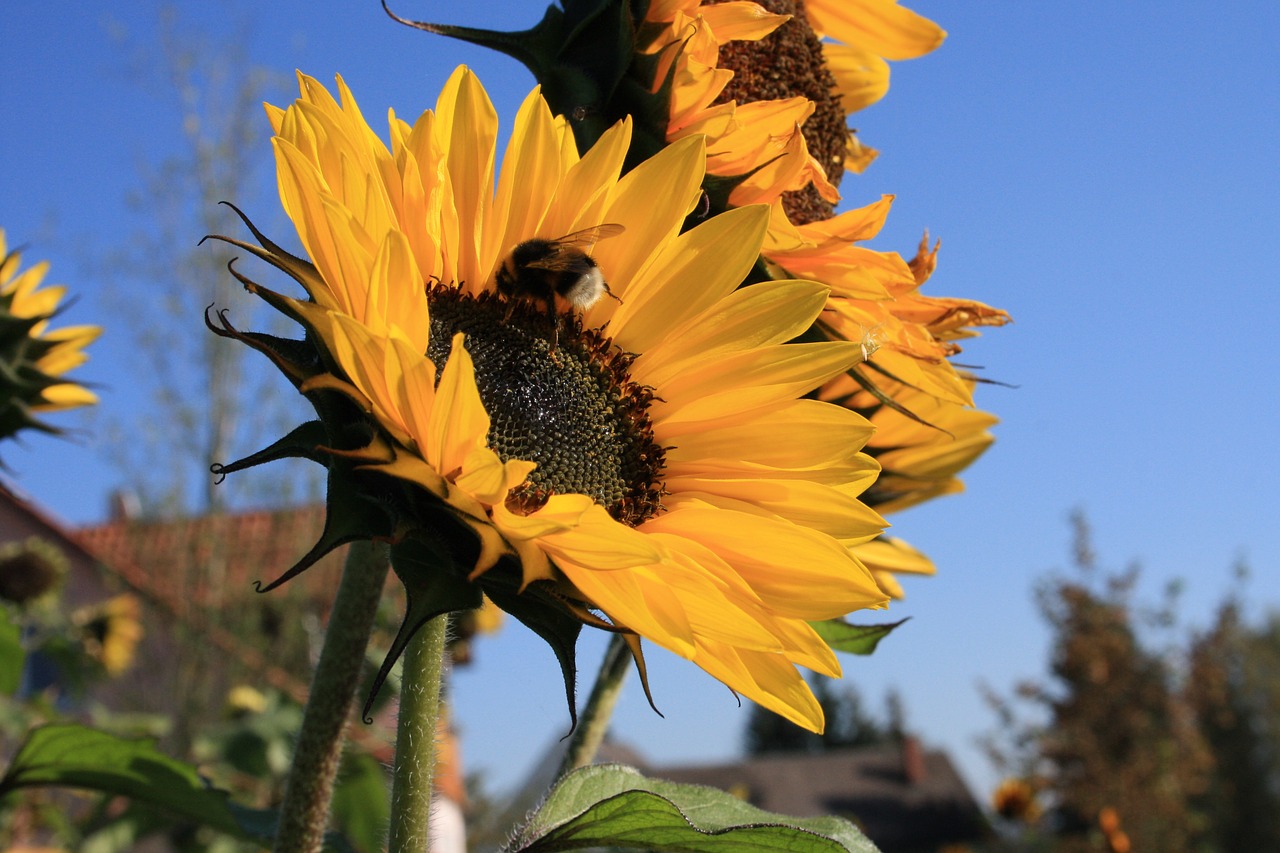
0,537,390,852
1186,593,1280,852
979,512,1280,853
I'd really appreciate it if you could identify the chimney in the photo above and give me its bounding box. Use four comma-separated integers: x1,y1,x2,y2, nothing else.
901,735,926,785
108,489,141,522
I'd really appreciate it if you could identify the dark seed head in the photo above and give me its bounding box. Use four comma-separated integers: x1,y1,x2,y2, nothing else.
426,285,666,525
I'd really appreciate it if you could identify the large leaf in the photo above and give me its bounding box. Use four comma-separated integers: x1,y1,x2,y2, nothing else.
0,605,22,695
512,764,879,853
810,619,908,656
0,724,361,850
0,723,242,834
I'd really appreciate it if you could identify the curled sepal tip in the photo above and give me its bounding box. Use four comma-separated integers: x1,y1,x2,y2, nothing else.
384,0,641,153
363,537,485,722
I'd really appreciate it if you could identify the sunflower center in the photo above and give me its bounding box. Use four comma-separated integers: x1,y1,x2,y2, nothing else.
426,285,665,526
710,0,847,225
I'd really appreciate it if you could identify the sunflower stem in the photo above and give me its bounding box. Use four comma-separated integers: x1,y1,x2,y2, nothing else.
273,540,389,853
388,614,448,853
556,633,631,778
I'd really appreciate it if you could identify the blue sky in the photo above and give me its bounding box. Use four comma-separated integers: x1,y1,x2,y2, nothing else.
3,0,1279,800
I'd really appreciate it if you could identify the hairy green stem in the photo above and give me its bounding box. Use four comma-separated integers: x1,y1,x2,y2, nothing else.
273,540,389,853
388,614,448,853
556,633,631,779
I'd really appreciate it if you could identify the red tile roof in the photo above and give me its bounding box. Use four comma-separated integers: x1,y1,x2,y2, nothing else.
75,504,347,617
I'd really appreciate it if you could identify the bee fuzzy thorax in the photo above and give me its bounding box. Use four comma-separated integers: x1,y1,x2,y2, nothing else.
562,266,608,309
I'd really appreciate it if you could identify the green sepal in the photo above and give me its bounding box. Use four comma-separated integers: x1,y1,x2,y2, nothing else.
255,465,396,594
211,419,330,481
363,535,484,721
809,618,909,656
482,573,584,730
622,632,664,718
0,399,62,445
511,763,880,853
205,300,320,390
847,360,948,434
0,307,47,351
388,0,644,154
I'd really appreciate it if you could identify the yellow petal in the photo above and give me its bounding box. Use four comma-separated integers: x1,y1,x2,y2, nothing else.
589,136,705,297
488,86,564,270
700,3,791,42
652,341,861,431
642,506,886,619
631,278,829,388
806,0,946,61
38,383,99,410
436,66,498,290
425,333,491,476
664,476,885,544
693,639,826,732
607,205,770,352
823,43,891,114
661,399,875,472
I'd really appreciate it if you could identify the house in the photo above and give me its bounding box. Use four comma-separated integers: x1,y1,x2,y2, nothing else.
2,485,393,752
72,501,402,755
654,739,991,853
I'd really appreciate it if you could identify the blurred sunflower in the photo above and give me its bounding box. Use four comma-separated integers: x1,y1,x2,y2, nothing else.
0,231,99,442
992,777,1041,823
74,593,145,677
211,68,889,731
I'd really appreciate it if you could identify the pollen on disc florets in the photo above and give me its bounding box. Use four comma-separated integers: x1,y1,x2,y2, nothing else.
425,284,666,526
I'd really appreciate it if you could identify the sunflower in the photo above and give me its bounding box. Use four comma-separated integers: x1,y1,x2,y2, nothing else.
767,201,1009,409
213,68,889,731
640,3,840,210
992,777,1042,823
637,3,1008,408
74,593,145,676
0,231,99,442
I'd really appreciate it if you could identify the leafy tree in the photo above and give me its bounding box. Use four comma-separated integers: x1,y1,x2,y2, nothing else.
984,513,1224,852
1187,588,1280,853
93,4,313,517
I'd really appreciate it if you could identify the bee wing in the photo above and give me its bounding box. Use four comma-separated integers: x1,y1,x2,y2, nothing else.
518,243,583,272
554,223,625,248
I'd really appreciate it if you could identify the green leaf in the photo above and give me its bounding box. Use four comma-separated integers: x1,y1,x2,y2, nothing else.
810,619,909,656
0,605,23,695
512,764,880,853
0,723,242,834
331,751,391,853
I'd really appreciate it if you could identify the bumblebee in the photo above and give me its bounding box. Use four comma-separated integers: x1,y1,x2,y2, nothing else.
495,225,625,325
